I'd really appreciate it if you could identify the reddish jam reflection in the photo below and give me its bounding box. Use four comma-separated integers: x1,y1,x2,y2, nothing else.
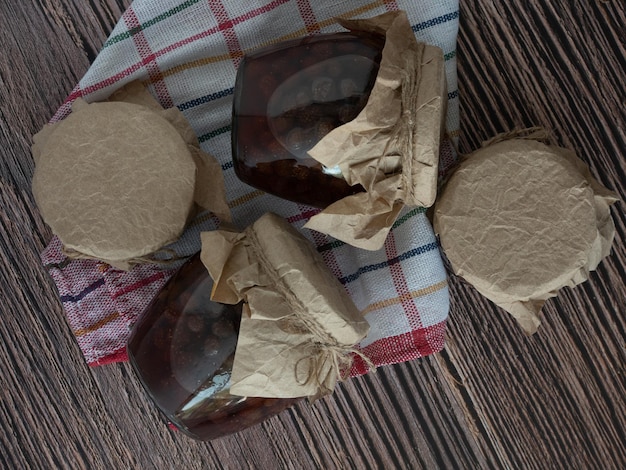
127,254,297,440
232,32,385,208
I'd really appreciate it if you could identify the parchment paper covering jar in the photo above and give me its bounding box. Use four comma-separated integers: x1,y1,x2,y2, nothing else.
32,82,230,270
434,132,618,333
233,11,447,250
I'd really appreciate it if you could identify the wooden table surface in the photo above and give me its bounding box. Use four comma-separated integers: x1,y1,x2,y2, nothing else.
1,1,624,469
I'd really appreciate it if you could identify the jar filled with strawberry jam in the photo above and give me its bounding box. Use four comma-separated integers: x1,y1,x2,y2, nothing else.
127,253,298,440
232,32,385,208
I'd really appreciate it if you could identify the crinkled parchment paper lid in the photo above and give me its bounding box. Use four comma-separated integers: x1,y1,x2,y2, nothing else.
32,82,230,270
109,82,231,224
434,133,619,334
201,213,371,398
304,10,447,250
32,99,196,269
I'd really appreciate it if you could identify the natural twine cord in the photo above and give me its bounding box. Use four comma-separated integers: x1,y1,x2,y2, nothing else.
62,245,184,267
244,225,375,395
295,343,375,397
398,41,425,205
370,41,425,202
480,126,550,148
447,126,551,161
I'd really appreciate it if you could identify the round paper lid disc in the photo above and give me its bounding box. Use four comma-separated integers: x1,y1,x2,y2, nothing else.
434,139,597,300
33,101,197,261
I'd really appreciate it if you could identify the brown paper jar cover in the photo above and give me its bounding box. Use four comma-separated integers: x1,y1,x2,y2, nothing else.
32,83,230,270
304,11,447,250
434,137,619,334
200,212,370,399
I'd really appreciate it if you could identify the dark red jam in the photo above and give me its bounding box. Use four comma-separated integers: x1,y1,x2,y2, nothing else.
232,32,385,208
127,253,297,440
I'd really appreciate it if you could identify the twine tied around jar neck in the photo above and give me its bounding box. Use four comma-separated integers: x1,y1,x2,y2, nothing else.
244,224,376,398
366,41,427,204
294,343,376,399
480,126,551,148
446,126,552,170
62,245,184,269
397,41,425,206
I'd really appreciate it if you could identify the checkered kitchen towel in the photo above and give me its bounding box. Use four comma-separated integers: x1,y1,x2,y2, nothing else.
41,0,460,373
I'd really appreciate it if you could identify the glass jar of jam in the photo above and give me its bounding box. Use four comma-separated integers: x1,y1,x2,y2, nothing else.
232,32,385,208
127,253,298,440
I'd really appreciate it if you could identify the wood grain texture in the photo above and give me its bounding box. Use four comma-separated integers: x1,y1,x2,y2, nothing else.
0,1,624,469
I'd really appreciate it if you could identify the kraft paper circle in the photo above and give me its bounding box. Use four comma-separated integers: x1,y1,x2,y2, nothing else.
33,101,196,261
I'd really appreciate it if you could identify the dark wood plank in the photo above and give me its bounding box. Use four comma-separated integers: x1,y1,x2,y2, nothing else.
0,0,624,469
451,1,626,468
